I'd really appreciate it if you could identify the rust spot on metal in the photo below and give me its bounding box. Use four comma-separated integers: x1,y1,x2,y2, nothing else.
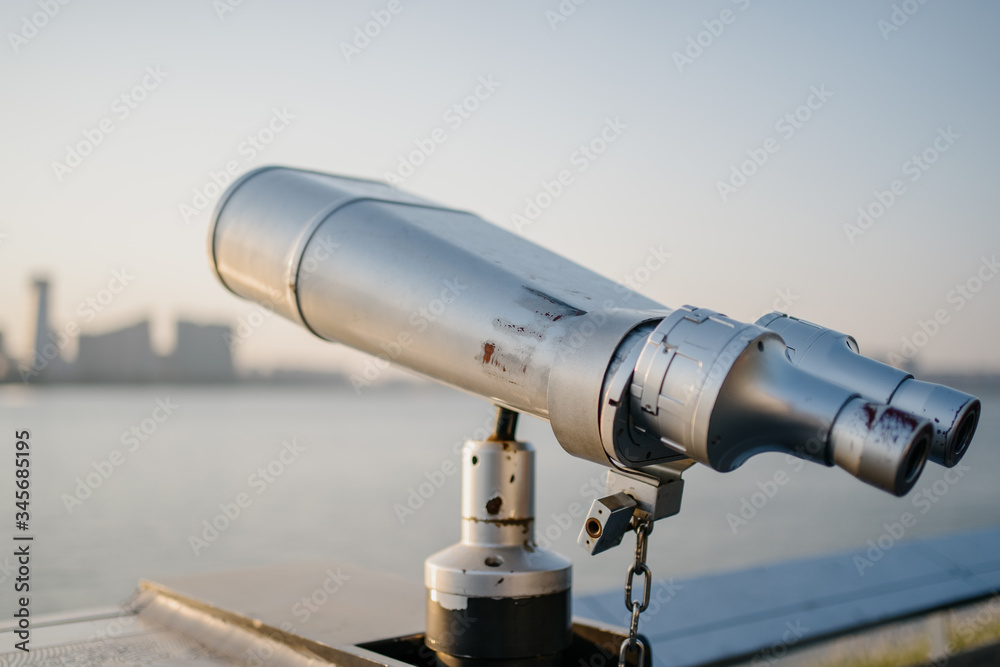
883,407,919,430
479,341,531,383
862,403,877,428
486,496,503,515
856,406,927,456
469,516,532,528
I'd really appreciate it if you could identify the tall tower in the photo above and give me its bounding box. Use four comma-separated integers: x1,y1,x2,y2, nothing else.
29,277,51,381
0,331,10,382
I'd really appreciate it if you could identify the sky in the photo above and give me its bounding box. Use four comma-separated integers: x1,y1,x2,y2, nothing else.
1,0,999,376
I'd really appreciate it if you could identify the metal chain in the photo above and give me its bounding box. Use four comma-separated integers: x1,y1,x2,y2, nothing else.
618,517,652,667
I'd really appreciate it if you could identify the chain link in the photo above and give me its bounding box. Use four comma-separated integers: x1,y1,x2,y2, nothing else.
618,517,653,667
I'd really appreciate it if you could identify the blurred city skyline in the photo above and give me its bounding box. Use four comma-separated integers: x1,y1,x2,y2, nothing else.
1,1,999,377
0,274,357,384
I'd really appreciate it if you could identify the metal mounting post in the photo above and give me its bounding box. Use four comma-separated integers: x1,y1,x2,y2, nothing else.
424,407,573,666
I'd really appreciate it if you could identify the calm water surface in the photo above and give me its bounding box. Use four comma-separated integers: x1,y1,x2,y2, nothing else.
1,383,998,619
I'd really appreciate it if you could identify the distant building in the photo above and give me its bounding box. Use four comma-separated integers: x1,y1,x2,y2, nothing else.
76,320,159,383
167,321,235,383
0,332,11,382
73,319,236,383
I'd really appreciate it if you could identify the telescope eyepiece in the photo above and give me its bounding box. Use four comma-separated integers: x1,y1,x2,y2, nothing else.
890,379,980,468
829,399,933,496
756,312,981,469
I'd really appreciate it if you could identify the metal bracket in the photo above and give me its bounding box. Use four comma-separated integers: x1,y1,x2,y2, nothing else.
577,462,691,555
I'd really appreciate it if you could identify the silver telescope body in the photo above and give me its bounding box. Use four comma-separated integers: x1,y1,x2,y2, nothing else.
208,166,980,497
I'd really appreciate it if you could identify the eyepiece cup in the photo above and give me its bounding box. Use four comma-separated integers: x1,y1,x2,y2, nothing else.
891,380,981,468
831,399,933,497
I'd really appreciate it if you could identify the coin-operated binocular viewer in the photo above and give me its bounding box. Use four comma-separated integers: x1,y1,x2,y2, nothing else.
209,166,980,666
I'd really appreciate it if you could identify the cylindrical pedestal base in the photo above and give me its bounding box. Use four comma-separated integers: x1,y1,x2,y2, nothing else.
427,590,571,665
425,438,572,665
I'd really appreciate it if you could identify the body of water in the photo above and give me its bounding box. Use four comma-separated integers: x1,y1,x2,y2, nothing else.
1,383,997,619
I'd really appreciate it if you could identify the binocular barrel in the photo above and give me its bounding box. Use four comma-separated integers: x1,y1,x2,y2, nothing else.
209,166,663,419
757,313,980,468
209,166,980,497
